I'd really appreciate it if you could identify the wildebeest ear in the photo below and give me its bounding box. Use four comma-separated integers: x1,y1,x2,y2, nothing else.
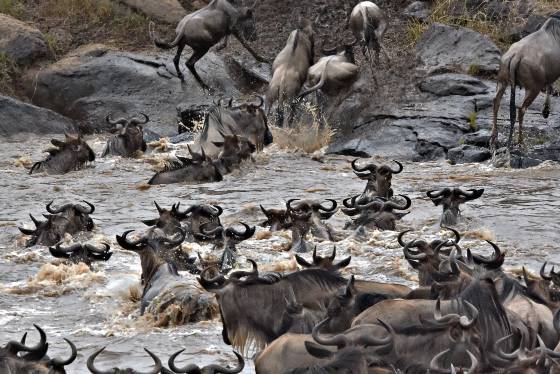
141,218,159,226
305,341,333,359
212,141,224,148
335,256,352,269
431,197,444,206
51,139,66,148
295,254,312,268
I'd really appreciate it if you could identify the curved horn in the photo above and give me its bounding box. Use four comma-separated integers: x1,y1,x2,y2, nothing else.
286,199,301,212
397,229,413,247
49,338,77,367
225,223,255,240
163,228,186,246
433,298,478,327
130,112,149,125
87,347,113,374
311,318,350,348
230,259,259,280
312,246,319,263
252,95,264,108
29,214,43,227
494,333,522,361
75,200,95,214
198,266,226,289
105,113,127,125
403,240,427,260
384,195,411,210
361,318,395,346
443,227,461,244
46,200,73,214
317,199,338,212
342,195,359,208
49,243,82,258
351,158,377,173
138,349,162,374
457,188,484,200
329,246,336,261
471,240,504,269
84,243,111,254
116,230,146,251
153,201,164,214
389,160,403,174
6,324,47,356
211,205,224,216
168,349,201,373
427,190,446,199
541,262,553,281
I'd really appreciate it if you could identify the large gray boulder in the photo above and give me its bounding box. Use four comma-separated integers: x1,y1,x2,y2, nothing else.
447,144,491,164
119,0,186,24
416,23,501,74
0,95,76,136
0,13,51,66
23,44,244,136
419,73,489,96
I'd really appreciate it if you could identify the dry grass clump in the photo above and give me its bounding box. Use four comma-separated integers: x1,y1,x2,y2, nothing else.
0,52,18,96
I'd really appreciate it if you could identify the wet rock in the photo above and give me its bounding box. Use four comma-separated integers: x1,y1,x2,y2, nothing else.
419,74,489,96
223,55,271,93
119,0,186,24
528,140,560,162
0,13,51,66
447,144,491,164
416,23,501,74
460,129,502,147
23,44,242,136
403,1,431,22
0,95,76,136
168,132,195,144
510,154,542,169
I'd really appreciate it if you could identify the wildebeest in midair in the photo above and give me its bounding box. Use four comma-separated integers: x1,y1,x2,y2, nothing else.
266,19,315,127
0,324,77,374
29,134,95,175
426,188,484,226
101,113,148,157
19,200,96,247
348,1,390,85
490,12,560,149
149,0,267,90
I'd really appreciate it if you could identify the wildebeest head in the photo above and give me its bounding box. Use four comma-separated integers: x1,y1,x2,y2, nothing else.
30,134,95,175
147,147,223,185
286,199,337,252
227,96,272,151
492,333,560,374
49,243,112,266
427,188,484,226
342,194,411,231
168,349,244,374
102,113,148,157
522,263,560,308
0,324,77,374
260,205,291,231
87,347,162,374
19,200,95,247
141,201,184,233
351,159,403,199
295,246,351,272
234,3,258,42
173,203,223,242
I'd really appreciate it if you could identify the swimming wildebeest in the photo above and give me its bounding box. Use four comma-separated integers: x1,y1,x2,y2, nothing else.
286,199,338,252
197,96,272,158
195,222,255,270
167,350,244,373
348,1,390,84
102,113,148,157
490,12,560,149
266,19,315,127
259,205,291,231
87,347,162,374
148,147,223,185
29,134,95,175
0,324,77,374
149,0,267,90
116,229,217,323
341,194,411,231
49,242,112,267
19,200,96,247
351,158,403,199
426,188,484,226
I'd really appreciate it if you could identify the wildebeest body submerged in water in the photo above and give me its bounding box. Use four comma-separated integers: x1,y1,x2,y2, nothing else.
102,113,148,157
29,134,95,175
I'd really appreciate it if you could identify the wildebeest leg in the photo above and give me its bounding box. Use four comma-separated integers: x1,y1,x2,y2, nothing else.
174,43,186,81
276,102,284,128
490,81,507,150
186,48,211,91
287,99,299,127
517,89,539,145
542,85,552,119
216,35,228,51
316,90,327,128
232,33,269,63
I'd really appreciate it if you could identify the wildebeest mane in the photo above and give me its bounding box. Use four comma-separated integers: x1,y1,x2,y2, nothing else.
544,15,560,39
356,293,388,312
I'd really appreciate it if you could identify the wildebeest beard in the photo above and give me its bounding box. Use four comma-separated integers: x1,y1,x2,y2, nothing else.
201,268,348,354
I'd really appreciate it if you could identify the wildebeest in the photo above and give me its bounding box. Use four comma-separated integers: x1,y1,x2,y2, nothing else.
0,324,77,374
196,96,272,158
149,0,266,89
266,20,315,127
523,262,560,310
87,347,162,374
49,242,112,266
490,12,560,149
116,229,217,323
286,199,338,252
148,147,223,185
101,113,148,157
167,350,244,373
341,194,411,231
348,1,389,84
19,200,96,247
298,37,359,103
212,132,257,175
426,188,484,226
259,205,291,231
173,203,224,243
351,159,403,199
29,134,95,175
295,246,352,273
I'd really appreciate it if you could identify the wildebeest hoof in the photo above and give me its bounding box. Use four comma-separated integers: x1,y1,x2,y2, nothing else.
542,107,550,119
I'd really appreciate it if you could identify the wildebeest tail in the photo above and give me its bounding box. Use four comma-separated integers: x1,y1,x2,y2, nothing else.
149,21,181,49
508,56,521,127
291,30,299,55
298,60,330,99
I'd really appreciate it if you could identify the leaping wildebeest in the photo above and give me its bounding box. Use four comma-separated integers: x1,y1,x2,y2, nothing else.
102,113,148,157
490,12,560,149
348,1,389,84
266,20,315,127
149,0,267,90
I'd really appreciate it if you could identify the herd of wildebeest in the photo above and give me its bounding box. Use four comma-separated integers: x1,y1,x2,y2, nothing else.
5,0,560,373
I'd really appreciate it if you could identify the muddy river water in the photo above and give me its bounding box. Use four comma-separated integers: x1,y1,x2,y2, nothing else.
1,133,559,373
